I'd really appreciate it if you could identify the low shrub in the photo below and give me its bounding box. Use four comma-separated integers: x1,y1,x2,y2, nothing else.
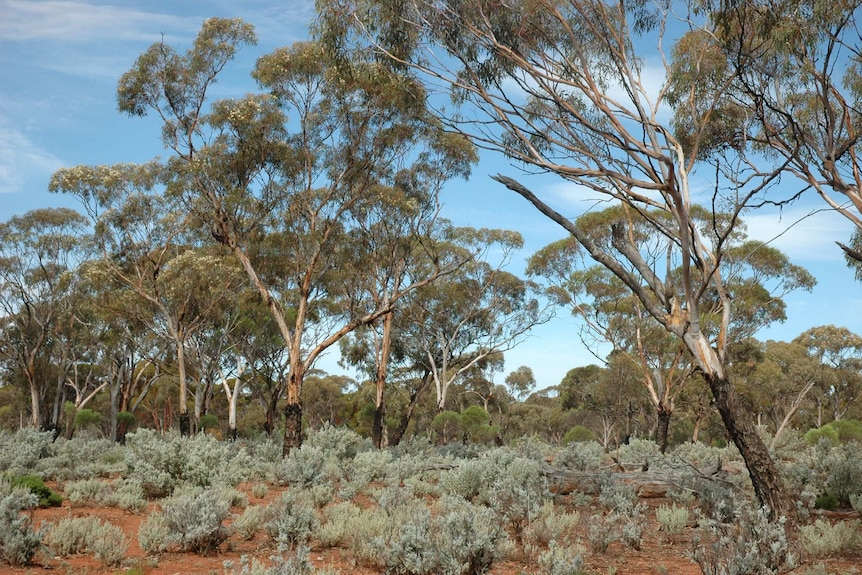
233,505,267,541
9,474,62,507
562,425,595,444
0,482,44,566
799,519,862,558
46,516,127,567
142,487,231,555
263,491,319,548
65,478,111,506
656,503,688,539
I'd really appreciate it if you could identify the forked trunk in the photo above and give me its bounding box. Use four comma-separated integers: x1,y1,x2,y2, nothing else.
704,372,797,524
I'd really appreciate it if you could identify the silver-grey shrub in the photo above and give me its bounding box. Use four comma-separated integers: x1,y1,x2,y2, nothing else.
799,519,862,557
263,491,319,548
688,505,796,575
65,478,111,506
0,482,44,566
124,429,253,497
152,487,231,554
46,516,127,567
554,441,605,471
0,428,54,476
276,445,328,488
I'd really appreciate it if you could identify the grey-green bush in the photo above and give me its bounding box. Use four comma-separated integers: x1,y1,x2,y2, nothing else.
0,483,44,566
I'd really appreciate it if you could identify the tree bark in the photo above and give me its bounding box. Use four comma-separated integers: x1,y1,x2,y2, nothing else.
179,412,192,436
282,402,303,455
372,402,387,449
390,372,433,446
656,406,672,454
705,372,797,524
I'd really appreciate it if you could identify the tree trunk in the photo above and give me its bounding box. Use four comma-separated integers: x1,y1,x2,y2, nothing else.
179,412,192,436
656,406,672,454
705,372,796,524
282,402,302,455
372,403,387,448
177,340,190,436
390,372,433,446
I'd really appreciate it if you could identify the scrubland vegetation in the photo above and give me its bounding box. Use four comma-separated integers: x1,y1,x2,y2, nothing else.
1,425,860,574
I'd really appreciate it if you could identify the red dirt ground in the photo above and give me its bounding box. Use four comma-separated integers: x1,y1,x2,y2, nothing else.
4,482,860,575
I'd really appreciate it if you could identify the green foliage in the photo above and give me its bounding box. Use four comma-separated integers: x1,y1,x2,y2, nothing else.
0,481,43,566
116,411,136,426
433,411,463,444
9,474,62,507
73,408,102,429
562,425,595,444
814,493,839,511
460,406,497,444
806,420,862,445
199,414,219,432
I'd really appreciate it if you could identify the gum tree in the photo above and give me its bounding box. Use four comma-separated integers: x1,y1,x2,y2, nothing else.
321,0,808,519
528,206,813,452
671,0,862,270
0,208,89,431
115,19,476,453
51,163,246,436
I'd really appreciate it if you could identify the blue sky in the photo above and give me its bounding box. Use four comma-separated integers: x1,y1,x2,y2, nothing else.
2,0,861,391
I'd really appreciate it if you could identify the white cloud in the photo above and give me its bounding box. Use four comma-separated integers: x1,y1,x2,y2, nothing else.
0,0,198,42
742,207,855,262
0,118,63,194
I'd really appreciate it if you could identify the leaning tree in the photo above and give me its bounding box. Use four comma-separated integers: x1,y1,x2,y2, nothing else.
319,0,819,520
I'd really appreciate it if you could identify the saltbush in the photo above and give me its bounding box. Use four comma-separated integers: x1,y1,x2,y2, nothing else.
555,441,605,471
0,481,43,566
263,491,319,548
655,503,688,539
688,505,796,575
124,429,253,496
147,487,232,554
799,519,862,558
46,516,127,567
65,478,111,506
0,428,54,476
276,445,329,488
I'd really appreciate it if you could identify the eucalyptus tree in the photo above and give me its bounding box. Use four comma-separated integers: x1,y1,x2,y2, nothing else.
396,228,551,413
113,19,476,453
794,325,862,423
528,207,813,452
320,0,814,519
51,162,246,436
0,208,90,431
670,0,862,271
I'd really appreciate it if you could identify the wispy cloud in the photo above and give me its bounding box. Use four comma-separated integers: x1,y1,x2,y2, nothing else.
0,0,198,42
0,117,63,194
743,206,855,262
